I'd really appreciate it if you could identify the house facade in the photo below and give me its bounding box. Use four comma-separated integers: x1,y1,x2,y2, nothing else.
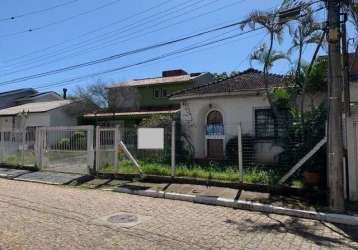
0,100,80,131
170,69,289,164
83,69,213,126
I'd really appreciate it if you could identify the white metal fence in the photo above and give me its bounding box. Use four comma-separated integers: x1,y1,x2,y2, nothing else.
37,126,94,174
0,128,37,167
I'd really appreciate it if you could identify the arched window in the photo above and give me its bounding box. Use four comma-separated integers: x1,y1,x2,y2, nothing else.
207,110,223,125
206,110,224,136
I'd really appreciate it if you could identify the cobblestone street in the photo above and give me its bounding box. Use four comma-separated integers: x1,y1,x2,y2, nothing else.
0,179,357,250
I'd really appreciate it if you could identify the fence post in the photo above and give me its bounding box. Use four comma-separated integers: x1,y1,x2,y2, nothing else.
238,123,243,183
87,126,94,174
21,127,26,166
95,126,100,173
114,125,120,170
0,131,3,163
171,121,176,178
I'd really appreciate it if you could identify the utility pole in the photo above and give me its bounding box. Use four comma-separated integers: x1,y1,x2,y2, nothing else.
327,0,345,211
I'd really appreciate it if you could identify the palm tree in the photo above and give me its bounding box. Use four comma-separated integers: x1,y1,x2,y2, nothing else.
288,7,323,141
250,44,290,71
240,9,290,117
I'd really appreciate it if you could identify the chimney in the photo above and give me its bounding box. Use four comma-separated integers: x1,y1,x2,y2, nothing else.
162,69,187,77
63,88,67,99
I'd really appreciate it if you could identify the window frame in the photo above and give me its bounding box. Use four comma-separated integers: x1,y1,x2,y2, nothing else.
254,108,289,140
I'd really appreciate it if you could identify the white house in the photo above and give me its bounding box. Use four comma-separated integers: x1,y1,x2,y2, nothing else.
170,69,290,163
0,100,80,131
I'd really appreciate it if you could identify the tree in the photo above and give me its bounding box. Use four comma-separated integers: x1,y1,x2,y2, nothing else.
75,79,140,113
288,6,323,141
75,80,109,110
240,8,291,117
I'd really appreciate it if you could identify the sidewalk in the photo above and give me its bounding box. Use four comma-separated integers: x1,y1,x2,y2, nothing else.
92,179,318,211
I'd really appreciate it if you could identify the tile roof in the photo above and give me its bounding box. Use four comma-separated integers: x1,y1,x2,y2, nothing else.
108,74,203,88
170,68,289,99
0,100,73,116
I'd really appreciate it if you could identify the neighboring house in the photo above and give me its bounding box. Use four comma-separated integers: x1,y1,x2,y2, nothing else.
0,100,80,131
0,88,64,110
0,88,37,109
15,91,63,105
170,68,289,163
83,69,213,126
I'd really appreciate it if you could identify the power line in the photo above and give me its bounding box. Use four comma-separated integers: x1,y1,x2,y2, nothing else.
1,0,171,64
0,0,208,72
0,0,122,39
0,19,255,86
0,0,80,23
36,29,263,90
0,3,324,87
2,0,244,76
38,31,266,91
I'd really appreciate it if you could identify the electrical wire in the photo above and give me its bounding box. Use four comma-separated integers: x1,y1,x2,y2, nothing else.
0,0,80,23
1,0,246,76
0,3,324,88
0,0,211,73
0,0,122,38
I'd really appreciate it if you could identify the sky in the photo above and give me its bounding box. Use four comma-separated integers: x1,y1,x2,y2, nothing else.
0,0,355,95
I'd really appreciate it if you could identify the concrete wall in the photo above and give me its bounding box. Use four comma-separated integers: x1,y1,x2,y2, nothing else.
180,93,284,163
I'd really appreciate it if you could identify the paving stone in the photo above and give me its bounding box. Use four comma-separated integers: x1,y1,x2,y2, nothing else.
14,171,85,185
0,168,32,179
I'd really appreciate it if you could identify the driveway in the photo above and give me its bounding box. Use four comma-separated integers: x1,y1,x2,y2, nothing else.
0,179,357,250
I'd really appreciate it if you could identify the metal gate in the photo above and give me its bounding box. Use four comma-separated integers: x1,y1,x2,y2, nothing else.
0,128,37,167
38,126,94,174
95,126,119,173
95,126,142,174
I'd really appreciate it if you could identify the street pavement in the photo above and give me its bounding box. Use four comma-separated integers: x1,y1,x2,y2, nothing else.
0,179,357,250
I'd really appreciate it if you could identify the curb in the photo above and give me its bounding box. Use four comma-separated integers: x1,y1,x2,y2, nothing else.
114,188,358,226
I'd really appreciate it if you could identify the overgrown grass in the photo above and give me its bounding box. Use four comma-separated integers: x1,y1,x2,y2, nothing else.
99,160,283,185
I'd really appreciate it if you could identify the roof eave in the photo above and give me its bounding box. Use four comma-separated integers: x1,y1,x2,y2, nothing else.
170,89,266,101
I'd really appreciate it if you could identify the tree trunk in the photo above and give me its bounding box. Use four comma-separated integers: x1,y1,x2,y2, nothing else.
264,33,280,119
297,44,306,143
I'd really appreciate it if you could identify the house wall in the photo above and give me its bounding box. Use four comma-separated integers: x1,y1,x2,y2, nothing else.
350,80,358,102
49,108,77,127
138,82,192,108
346,106,358,201
180,94,284,163
108,82,192,112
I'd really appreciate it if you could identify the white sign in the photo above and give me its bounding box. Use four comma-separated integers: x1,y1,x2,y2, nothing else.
137,128,164,149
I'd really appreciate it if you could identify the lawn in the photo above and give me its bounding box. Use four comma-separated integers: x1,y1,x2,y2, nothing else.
98,160,285,185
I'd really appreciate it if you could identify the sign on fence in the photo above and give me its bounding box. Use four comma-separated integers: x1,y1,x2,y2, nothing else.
137,128,164,149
